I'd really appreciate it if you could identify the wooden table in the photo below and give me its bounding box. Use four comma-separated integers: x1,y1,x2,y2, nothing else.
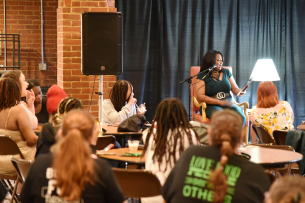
98,148,145,165
239,147,303,168
103,125,142,147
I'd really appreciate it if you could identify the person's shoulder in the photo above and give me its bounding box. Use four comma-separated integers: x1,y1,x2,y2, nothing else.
32,153,53,169
223,68,232,76
95,157,112,169
183,145,213,156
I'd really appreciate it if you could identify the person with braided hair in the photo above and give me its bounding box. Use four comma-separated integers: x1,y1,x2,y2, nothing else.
265,176,305,203
141,98,200,203
162,109,270,203
102,80,146,124
36,97,83,157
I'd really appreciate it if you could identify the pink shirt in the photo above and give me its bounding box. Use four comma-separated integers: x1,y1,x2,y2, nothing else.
20,101,38,130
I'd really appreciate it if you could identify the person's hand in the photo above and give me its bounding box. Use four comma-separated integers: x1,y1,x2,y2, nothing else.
219,99,233,107
26,89,35,106
127,97,137,106
238,85,249,97
137,103,147,114
238,90,246,96
90,124,100,146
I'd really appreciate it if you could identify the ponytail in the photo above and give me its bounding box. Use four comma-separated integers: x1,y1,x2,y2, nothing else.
52,128,96,201
208,133,234,203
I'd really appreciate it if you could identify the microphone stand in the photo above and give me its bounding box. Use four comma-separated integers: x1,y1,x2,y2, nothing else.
180,68,214,120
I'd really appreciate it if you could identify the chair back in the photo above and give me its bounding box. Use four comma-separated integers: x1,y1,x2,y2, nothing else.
96,135,116,150
273,130,288,145
113,168,161,198
11,157,32,183
190,66,232,121
252,125,275,144
0,136,24,159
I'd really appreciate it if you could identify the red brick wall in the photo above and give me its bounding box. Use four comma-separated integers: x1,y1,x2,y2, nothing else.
0,0,118,120
57,0,117,118
0,0,58,86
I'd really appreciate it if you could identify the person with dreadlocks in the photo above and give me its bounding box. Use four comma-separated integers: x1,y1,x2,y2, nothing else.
265,176,305,203
26,79,49,123
102,80,146,124
162,109,270,203
35,96,82,157
141,98,199,203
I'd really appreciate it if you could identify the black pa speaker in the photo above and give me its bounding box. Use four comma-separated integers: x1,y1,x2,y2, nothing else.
82,12,122,75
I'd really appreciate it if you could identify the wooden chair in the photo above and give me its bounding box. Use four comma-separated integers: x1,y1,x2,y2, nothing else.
0,136,24,203
252,125,275,144
96,135,116,150
190,66,249,143
112,168,161,198
11,157,32,183
273,130,288,145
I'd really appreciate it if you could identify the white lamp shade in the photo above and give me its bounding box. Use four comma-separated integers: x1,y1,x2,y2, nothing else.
250,59,280,81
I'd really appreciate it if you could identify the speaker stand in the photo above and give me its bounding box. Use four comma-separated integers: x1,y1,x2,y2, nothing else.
99,75,104,122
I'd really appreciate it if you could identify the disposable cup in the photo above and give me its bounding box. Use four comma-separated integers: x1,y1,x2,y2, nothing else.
128,140,139,152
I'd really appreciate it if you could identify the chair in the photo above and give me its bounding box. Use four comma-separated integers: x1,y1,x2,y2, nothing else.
190,66,249,143
252,125,275,144
0,136,24,203
112,168,161,198
96,135,116,150
246,144,297,175
11,157,32,183
273,130,288,145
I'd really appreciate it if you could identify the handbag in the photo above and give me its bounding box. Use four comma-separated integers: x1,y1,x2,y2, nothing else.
118,114,147,132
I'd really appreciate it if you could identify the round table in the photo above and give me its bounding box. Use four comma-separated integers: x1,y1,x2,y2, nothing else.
98,148,145,165
239,147,303,168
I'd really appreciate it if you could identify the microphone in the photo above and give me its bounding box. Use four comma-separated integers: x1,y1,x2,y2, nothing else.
209,64,217,71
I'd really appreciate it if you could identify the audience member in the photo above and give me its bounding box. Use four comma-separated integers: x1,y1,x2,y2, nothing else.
20,110,126,203
162,109,270,203
141,98,199,203
2,70,38,129
102,79,146,124
0,78,38,175
36,97,81,157
46,84,67,123
265,176,305,203
27,79,49,123
250,81,294,142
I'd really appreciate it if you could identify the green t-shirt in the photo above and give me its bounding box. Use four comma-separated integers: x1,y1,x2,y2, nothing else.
162,145,270,203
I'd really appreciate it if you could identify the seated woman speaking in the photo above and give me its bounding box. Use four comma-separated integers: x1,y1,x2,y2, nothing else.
102,80,146,124
196,50,247,126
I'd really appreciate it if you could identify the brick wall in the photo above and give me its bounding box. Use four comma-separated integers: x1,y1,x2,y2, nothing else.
0,0,117,120
57,0,117,118
0,0,57,86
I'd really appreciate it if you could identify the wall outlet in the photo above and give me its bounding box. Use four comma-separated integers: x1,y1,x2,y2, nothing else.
39,63,47,71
